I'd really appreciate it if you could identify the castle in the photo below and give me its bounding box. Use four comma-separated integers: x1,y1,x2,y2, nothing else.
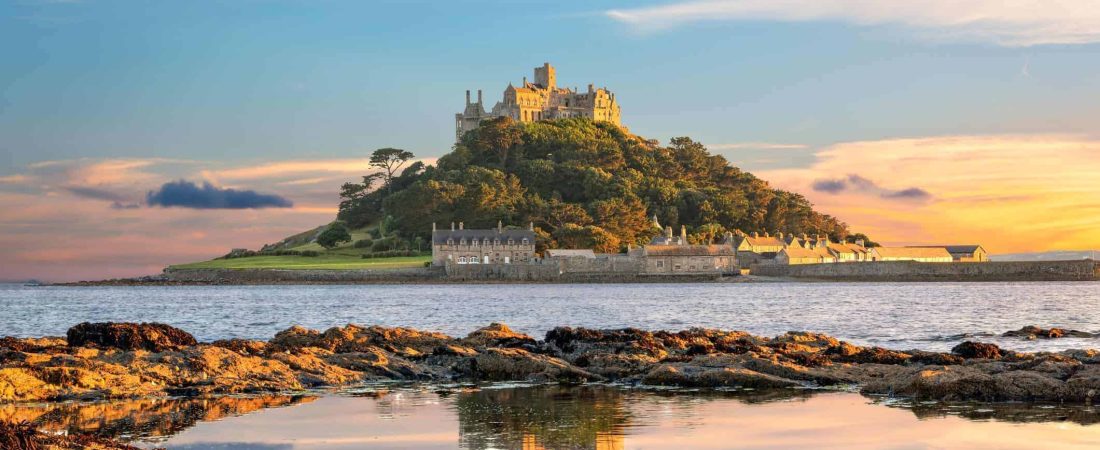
455,63,623,141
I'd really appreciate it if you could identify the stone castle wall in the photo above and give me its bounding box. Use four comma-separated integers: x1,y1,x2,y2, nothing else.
749,260,1100,282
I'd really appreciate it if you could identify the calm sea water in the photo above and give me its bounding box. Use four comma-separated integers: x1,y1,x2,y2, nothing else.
2,282,1099,352
6,385,1100,449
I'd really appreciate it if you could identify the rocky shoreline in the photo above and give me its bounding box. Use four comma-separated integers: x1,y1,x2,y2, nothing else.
2,322,1100,406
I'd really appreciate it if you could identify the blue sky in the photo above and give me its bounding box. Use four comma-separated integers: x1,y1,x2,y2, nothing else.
2,0,1100,281
4,0,1099,170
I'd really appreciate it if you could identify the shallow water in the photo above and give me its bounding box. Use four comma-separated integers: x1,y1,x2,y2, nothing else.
2,282,1100,351
7,385,1100,449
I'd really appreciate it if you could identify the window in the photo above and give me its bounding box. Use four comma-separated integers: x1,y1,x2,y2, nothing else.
447,238,454,245
483,238,490,246
460,238,466,245
656,261,664,268
522,238,529,245
494,238,500,245
459,257,466,263
508,239,514,245
472,239,478,247
674,264,682,270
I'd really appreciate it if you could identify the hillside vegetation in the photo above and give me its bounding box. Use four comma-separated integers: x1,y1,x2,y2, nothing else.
337,117,853,253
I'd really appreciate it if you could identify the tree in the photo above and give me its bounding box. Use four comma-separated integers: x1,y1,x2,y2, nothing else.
370,148,416,192
317,222,352,249
846,233,880,247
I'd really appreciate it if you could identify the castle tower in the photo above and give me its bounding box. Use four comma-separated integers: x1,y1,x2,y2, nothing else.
534,62,556,89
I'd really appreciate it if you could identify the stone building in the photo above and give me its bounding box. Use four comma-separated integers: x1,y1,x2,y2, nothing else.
455,63,623,140
431,222,536,266
777,247,837,265
869,247,953,263
910,245,989,262
826,241,871,262
627,226,737,275
733,232,786,269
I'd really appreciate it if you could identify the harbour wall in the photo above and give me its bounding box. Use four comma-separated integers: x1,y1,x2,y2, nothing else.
163,267,445,284
749,259,1100,282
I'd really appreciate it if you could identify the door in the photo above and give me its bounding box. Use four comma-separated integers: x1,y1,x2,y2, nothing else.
504,256,510,264
484,255,489,264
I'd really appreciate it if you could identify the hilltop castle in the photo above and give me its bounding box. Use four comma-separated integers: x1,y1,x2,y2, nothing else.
455,63,623,141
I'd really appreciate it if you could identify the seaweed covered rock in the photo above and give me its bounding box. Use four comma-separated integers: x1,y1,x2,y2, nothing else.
951,341,1003,359
1003,326,1094,340
66,322,196,352
462,323,536,349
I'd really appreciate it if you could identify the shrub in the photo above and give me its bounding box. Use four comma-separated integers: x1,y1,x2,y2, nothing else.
317,222,352,249
370,239,391,252
353,238,374,248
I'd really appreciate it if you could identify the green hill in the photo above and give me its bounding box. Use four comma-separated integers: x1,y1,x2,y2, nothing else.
337,117,854,253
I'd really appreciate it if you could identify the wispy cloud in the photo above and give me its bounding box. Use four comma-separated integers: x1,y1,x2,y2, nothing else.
812,174,932,202
606,0,1100,46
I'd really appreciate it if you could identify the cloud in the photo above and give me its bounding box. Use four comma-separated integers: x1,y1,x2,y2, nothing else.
757,134,1100,252
61,186,127,202
812,174,932,202
146,180,293,209
606,0,1100,46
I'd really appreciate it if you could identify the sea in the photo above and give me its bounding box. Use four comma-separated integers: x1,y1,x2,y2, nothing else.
3,281,1100,449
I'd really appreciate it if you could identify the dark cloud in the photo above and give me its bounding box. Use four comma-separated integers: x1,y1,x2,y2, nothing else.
110,201,141,209
811,174,932,202
811,179,847,194
63,186,127,202
882,187,933,200
146,180,293,209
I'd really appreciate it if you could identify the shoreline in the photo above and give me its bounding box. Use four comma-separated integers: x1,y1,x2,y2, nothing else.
3,322,1099,405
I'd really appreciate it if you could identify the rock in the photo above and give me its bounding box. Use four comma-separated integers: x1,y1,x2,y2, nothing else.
864,366,998,401
992,371,1065,401
951,341,1003,359
211,338,268,356
0,420,144,450
66,322,197,352
0,337,67,354
907,351,963,366
640,364,800,388
471,347,599,383
462,323,536,349
1003,326,1094,340
269,325,322,351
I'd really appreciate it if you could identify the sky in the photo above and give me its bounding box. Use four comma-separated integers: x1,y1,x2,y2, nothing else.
2,0,1099,281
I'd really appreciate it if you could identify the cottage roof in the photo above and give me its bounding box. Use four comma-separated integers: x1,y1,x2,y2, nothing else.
645,245,735,256
828,242,869,254
874,247,952,259
782,247,833,259
910,245,985,255
741,236,785,248
545,249,596,258
432,228,534,245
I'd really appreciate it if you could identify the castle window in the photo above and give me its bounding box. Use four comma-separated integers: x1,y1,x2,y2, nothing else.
447,238,454,245
460,238,467,245
483,238,490,246
508,239,514,245
494,238,500,245
459,256,466,263
522,238,529,245
656,261,664,268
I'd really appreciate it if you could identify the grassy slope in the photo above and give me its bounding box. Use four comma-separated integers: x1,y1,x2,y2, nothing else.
171,254,430,270
172,225,431,270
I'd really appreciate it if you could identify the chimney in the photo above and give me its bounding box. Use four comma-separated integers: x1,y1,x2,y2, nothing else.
666,226,673,239
680,225,687,243
778,231,785,239
752,231,759,238
523,76,527,86
497,220,502,233
465,90,471,105
459,222,464,230
529,222,534,231
856,239,865,247
764,231,770,238
432,222,437,232
477,89,483,104
451,222,455,231
588,84,594,93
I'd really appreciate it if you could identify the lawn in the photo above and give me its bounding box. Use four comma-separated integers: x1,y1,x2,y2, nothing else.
170,254,431,270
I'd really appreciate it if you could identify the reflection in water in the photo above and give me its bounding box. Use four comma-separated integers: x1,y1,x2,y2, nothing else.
5,386,1100,449
0,394,315,442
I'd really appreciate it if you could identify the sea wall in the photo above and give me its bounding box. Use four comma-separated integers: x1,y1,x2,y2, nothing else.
443,260,721,283
749,259,1100,282
164,267,445,284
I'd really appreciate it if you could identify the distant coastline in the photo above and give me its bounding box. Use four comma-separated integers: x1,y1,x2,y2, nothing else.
54,258,1099,286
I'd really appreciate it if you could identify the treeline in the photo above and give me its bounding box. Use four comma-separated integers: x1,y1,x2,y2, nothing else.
337,117,854,253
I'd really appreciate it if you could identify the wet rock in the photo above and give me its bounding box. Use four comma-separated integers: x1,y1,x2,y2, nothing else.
67,322,197,352
0,419,144,450
269,325,322,351
907,351,963,366
864,366,998,401
951,341,1003,359
0,337,67,354
641,364,800,389
462,323,536,349
470,347,600,383
992,371,1065,401
211,338,268,356
826,344,911,365
1003,326,1094,340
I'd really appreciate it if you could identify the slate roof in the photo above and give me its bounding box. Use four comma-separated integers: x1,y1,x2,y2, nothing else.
432,228,535,245
645,245,736,256
546,249,596,258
